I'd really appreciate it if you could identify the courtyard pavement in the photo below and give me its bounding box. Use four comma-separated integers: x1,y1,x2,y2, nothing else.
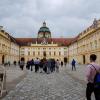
6,65,26,83
1,64,95,100
65,64,87,84
0,65,27,93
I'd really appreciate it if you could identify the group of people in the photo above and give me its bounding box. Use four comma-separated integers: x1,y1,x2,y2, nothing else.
20,58,61,74
19,58,77,72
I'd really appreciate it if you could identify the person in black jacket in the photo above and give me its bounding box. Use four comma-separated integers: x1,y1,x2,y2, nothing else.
30,59,34,71
61,61,63,67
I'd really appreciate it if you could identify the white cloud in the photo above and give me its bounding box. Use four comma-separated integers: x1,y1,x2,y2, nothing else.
0,0,100,38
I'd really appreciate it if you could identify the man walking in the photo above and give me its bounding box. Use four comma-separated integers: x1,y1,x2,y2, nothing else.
47,59,51,74
30,59,34,71
71,59,76,71
34,58,40,72
55,59,60,72
20,60,25,70
86,54,100,100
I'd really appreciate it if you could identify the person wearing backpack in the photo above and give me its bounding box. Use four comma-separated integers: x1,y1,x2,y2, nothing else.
86,54,100,100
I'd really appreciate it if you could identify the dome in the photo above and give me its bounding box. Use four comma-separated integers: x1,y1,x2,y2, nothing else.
38,27,51,33
38,22,51,38
38,22,51,33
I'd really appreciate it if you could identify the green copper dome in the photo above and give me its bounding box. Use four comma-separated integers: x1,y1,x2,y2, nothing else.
38,27,51,33
38,22,51,33
38,22,51,38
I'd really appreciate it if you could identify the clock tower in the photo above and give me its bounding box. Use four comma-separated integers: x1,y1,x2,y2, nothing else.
38,22,51,38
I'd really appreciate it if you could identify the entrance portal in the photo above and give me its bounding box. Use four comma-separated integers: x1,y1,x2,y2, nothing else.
64,57,67,63
2,55,5,64
43,51,46,57
83,55,85,64
21,57,25,61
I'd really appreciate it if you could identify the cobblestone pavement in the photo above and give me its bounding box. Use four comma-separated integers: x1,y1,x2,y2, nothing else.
3,67,86,100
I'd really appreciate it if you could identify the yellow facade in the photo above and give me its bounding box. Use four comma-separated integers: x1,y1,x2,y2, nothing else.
68,19,100,64
0,19,100,64
20,43,67,63
0,27,19,64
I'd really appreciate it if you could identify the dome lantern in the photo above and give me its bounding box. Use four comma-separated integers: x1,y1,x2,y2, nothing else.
43,21,46,27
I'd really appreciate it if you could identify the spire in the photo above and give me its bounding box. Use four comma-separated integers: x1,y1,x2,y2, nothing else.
43,21,46,27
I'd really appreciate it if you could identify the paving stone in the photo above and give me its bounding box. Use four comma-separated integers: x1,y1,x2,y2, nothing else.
2,66,88,100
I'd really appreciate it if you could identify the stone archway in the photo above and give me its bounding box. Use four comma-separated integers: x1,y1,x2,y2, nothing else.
21,57,25,61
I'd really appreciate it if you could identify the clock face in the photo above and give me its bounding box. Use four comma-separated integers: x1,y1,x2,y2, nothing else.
45,33,50,38
45,34,48,38
38,32,51,38
38,33,43,38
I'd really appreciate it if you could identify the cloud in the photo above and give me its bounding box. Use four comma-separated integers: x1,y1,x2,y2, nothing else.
0,0,100,38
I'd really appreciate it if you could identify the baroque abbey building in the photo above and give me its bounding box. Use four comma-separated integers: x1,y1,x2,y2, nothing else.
0,19,100,64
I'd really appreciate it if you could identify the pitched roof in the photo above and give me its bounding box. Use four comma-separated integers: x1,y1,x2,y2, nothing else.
51,38,74,46
15,38,74,46
15,38,37,46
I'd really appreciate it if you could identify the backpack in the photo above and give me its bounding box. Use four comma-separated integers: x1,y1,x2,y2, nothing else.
90,64,100,89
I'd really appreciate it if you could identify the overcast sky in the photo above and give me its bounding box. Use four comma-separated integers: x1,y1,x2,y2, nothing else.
0,0,100,38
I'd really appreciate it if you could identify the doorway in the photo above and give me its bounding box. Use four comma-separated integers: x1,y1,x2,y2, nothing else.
2,55,5,64
43,51,46,57
83,55,85,64
21,57,25,61
64,57,67,63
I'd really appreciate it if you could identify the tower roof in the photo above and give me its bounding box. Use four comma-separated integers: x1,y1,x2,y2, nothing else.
38,22,51,33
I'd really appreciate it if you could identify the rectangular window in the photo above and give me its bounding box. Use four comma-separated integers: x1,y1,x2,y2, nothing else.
43,48,46,50
28,51,30,55
54,52,56,56
90,42,92,50
33,51,35,56
38,52,40,55
49,52,51,56
94,40,97,49
99,39,100,48
59,52,61,56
